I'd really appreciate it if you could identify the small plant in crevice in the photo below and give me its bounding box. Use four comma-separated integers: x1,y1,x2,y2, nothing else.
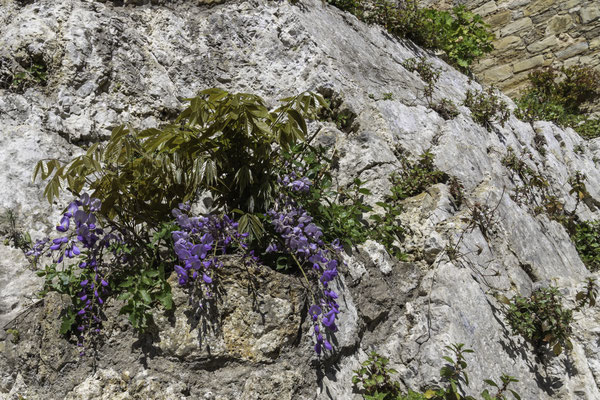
575,277,597,311
353,344,521,400
352,351,402,399
432,98,459,120
448,176,465,209
501,147,549,209
318,89,358,133
388,150,447,201
502,286,573,357
401,56,441,105
1,209,32,253
369,151,447,260
571,221,600,272
464,87,510,132
532,133,547,157
0,57,48,92
515,66,600,139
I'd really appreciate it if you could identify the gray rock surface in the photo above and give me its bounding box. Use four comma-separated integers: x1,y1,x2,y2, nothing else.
1,0,600,399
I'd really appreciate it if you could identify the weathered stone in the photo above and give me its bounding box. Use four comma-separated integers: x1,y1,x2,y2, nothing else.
513,54,545,73
560,0,581,11
482,64,513,82
474,1,498,17
546,14,574,35
485,10,512,28
524,0,556,16
493,35,523,50
526,34,558,52
555,40,589,59
580,6,600,24
590,37,600,49
500,17,533,36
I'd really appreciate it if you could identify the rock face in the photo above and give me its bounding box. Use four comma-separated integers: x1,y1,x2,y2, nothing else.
1,0,600,399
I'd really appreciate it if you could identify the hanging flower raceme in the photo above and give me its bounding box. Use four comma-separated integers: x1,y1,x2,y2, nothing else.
32,193,120,355
266,193,342,355
171,204,251,303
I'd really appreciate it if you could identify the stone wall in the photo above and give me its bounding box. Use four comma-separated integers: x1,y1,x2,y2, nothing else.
422,0,600,97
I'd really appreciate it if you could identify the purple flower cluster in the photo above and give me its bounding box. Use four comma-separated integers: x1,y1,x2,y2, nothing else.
279,171,312,194
266,196,342,355
171,204,252,300
32,193,118,354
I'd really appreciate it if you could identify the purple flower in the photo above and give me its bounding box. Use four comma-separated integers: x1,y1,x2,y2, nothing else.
56,216,70,232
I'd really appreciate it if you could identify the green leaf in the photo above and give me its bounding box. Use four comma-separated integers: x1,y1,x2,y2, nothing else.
59,311,76,335
139,289,152,304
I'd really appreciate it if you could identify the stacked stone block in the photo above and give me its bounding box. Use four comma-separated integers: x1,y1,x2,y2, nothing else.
423,0,600,97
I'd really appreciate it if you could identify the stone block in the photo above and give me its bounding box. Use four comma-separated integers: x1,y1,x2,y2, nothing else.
485,10,512,27
590,37,600,49
580,6,600,24
524,0,556,16
513,54,545,73
505,0,530,10
500,17,533,36
482,64,513,82
555,41,589,59
526,35,558,52
563,57,581,68
561,0,581,10
494,35,523,50
474,1,498,17
545,14,573,35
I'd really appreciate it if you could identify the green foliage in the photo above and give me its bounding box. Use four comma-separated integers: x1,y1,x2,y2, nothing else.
464,87,510,131
325,0,494,70
515,66,600,139
280,143,373,251
281,147,447,260
370,151,446,260
418,6,494,70
34,89,325,232
389,151,447,201
401,57,441,104
1,209,32,252
501,147,549,208
431,98,459,120
575,277,598,311
503,287,573,356
352,351,402,400
572,221,600,272
6,328,20,344
353,345,521,400
6,62,48,92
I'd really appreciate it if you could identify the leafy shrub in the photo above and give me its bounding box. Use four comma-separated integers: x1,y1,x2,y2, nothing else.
35,89,324,235
325,0,494,70
432,98,459,120
572,221,600,272
502,287,573,356
353,351,402,399
575,277,598,311
418,6,494,70
353,345,521,400
369,151,446,259
31,89,353,355
401,57,441,104
0,58,47,92
515,66,600,139
464,87,510,131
